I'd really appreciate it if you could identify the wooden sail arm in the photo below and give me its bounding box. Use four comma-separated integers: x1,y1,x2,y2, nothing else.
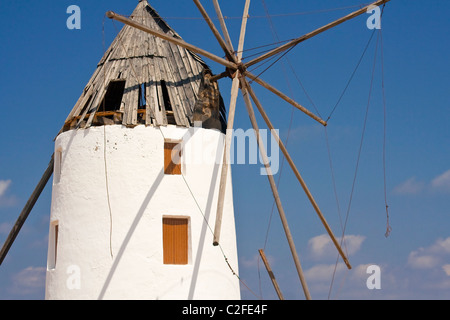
240,79,311,300
259,249,284,300
213,72,241,246
243,79,351,270
0,155,54,265
244,0,391,69
245,71,327,126
212,0,235,54
193,0,237,64
106,11,238,71
212,0,251,247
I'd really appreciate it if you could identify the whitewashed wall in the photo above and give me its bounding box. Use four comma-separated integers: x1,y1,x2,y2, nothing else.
45,125,240,300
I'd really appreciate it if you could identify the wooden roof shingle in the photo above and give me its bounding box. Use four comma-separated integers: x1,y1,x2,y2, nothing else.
62,0,226,133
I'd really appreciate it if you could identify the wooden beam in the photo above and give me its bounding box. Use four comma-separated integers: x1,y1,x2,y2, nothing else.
259,249,284,300
106,11,238,70
213,72,240,246
244,0,391,68
213,0,250,246
240,81,311,300
245,71,327,126
237,0,251,61
212,0,235,54
210,70,230,82
0,155,54,265
244,79,351,270
193,0,237,64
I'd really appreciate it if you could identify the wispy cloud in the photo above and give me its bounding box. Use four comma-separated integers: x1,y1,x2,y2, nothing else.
443,265,450,276
408,237,450,270
9,267,46,296
304,262,347,282
303,236,450,299
304,238,450,299
0,179,17,207
243,235,450,299
394,170,450,195
0,180,11,197
240,252,276,269
393,177,424,195
308,234,365,260
0,222,12,235
431,170,450,193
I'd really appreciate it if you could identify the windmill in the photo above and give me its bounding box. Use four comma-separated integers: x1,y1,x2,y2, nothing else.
0,0,391,300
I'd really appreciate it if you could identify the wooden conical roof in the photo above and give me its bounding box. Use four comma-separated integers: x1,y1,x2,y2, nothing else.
62,0,226,133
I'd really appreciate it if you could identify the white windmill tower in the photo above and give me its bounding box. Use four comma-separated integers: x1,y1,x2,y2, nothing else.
0,0,391,300
45,0,242,300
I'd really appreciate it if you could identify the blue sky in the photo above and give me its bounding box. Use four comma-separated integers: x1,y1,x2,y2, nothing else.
1,0,450,300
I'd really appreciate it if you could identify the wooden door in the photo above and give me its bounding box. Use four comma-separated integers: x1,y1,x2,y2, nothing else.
163,217,188,265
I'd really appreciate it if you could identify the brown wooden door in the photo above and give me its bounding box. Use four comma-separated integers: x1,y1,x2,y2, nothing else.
163,217,188,265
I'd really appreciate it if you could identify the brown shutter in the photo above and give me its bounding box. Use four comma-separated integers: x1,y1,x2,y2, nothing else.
164,142,182,175
163,218,188,265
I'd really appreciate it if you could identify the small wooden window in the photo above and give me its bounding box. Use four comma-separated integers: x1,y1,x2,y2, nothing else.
54,149,63,184
163,217,189,265
48,221,59,269
164,141,182,175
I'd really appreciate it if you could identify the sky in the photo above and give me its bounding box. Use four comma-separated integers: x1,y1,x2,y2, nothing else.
0,0,449,300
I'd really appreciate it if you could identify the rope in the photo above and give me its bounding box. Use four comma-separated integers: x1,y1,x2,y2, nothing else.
107,8,261,297
102,5,149,258
260,0,296,252
326,29,377,122
156,127,261,299
251,0,302,300
102,15,114,259
247,45,297,85
237,39,295,60
180,162,260,299
323,30,382,298
131,3,374,21
328,29,382,300
380,29,392,238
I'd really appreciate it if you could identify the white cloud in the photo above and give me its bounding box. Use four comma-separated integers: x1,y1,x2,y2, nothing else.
431,170,450,193
394,170,450,195
240,253,276,270
0,179,17,207
393,177,424,195
303,262,389,299
308,234,365,260
0,222,12,235
0,180,11,197
9,267,46,295
408,237,450,270
304,263,347,282
240,254,259,269
407,252,439,269
300,237,450,299
443,265,450,276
